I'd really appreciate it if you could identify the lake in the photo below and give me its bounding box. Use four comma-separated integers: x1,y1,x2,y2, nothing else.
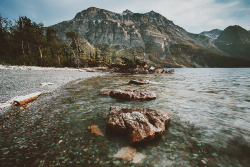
0,68,250,166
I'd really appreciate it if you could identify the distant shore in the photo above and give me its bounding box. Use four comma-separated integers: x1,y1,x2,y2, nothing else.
0,65,108,104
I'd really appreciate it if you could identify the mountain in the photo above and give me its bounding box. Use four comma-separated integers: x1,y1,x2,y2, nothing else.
200,29,222,41
51,7,250,67
214,25,250,61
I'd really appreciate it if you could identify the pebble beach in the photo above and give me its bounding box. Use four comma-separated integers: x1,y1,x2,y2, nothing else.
0,65,106,106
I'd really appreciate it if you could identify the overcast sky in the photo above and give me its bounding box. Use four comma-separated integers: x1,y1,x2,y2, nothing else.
0,0,249,33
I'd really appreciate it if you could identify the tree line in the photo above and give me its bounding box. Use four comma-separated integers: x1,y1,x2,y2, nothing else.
0,15,106,67
0,15,148,68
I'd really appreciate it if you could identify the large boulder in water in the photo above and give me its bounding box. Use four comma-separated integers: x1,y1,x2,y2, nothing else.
106,106,171,143
109,89,156,100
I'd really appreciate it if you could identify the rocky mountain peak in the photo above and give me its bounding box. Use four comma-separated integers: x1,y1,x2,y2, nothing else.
216,25,250,43
122,9,133,15
200,29,222,41
214,25,250,61
50,7,250,67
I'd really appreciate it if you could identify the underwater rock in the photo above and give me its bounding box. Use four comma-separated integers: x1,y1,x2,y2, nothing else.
109,89,156,100
100,89,113,95
113,146,146,163
88,125,104,136
128,80,150,85
106,106,171,143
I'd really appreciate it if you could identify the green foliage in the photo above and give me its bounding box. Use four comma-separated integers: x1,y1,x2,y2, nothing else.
0,16,101,67
0,15,12,62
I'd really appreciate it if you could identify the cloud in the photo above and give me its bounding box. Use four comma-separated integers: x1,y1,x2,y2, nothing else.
0,0,249,33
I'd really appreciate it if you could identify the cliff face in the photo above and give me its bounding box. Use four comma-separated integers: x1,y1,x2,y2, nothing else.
52,7,216,51
51,7,250,67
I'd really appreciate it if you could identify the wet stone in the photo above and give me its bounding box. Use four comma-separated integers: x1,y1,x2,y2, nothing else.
106,106,171,143
109,89,156,100
128,80,150,85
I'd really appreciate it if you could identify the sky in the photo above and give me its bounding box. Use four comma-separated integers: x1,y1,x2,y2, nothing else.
0,0,250,33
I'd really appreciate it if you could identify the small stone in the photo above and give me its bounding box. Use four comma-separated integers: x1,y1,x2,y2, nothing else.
212,152,218,157
113,146,146,164
193,154,198,157
3,151,10,155
201,159,207,164
113,160,120,165
113,147,136,161
132,152,146,163
88,125,104,136
100,89,112,95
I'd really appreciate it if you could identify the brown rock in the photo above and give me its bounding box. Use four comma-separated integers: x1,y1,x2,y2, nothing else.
129,80,150,85
88,125,104,136
109,89,156,100
106,106,171,143
166,69,175,74
154,68,165,73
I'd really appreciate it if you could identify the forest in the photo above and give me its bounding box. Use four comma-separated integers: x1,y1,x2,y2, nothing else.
0,15,145,68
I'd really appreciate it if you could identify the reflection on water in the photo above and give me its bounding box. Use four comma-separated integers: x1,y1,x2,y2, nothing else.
1,68,250,166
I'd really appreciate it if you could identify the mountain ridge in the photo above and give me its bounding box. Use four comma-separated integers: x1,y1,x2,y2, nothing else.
214,25,250,61
200,29,222,41
50,7,250,67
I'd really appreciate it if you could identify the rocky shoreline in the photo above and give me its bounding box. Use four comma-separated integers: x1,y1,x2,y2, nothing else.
1,65,172,145
0,65,107,111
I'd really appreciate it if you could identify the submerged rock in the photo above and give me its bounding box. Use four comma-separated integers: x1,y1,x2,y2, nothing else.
88,125,104,136
100,89,113,95
106,106,171,143
109,89,156,100
128,80,150,85
113,146,146,163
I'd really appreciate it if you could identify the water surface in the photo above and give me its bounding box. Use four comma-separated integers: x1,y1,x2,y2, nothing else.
1,68,250,166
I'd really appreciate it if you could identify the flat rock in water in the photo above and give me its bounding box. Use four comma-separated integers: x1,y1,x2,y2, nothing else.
113,146,146,163
128,80,150,85
109,89,156,100
106,106,171,143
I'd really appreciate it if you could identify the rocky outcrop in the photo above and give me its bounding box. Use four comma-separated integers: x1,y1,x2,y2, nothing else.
106,106,171,143
109,89,156,100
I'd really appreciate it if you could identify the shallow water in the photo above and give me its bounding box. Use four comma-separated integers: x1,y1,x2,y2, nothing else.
1,68,250,166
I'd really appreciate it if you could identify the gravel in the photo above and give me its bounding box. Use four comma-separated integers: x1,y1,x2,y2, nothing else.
0,65,105,103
